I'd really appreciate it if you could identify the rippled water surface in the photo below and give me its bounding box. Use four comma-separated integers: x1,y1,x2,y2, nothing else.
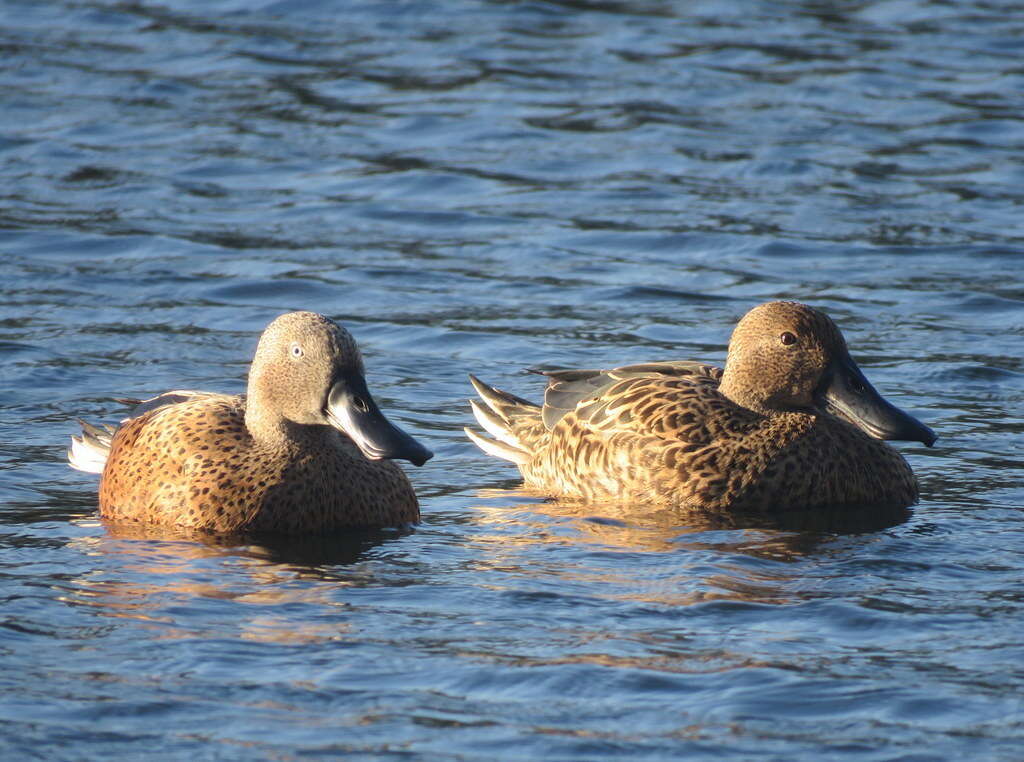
3,1,1024,758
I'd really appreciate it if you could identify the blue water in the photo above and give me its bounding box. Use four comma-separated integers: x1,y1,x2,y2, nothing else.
2,1,1024,758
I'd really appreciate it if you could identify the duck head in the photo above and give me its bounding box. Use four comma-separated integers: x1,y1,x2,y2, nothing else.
246,311,433,465
718,301,935,446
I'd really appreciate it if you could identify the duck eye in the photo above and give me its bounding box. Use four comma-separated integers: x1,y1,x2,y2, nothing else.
290,343,303,358
780,331,797,346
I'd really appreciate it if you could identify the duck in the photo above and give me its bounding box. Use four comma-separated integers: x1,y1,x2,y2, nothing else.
465,301,934,512
69,311,432,533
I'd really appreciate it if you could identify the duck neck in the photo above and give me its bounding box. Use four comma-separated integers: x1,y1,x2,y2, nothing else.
244,390,339,453
718,368,774,416
244,401,293,448
244,373,306,449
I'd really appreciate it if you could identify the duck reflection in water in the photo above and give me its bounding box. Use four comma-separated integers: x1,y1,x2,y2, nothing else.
64,518,411,644
467,488,911,608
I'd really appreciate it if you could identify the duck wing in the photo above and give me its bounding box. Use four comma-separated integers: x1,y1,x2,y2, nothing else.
115,390,241,421
538,361,723,432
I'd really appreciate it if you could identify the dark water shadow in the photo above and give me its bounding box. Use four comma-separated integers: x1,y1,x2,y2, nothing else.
469,488,911,559
1,489,101,529
677,502,914,535
98,518,413,570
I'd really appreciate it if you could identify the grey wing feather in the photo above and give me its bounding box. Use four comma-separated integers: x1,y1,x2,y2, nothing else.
119,390,240,421
538,368,614,429
537,361,720,430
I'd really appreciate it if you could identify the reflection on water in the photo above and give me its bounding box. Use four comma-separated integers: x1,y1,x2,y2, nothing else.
464,489,910,609
60,520,410,644
468,487,910,553
94,518,411,569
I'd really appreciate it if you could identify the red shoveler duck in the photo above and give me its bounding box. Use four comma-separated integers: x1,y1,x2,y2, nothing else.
465,301,934,512
70,311,432,533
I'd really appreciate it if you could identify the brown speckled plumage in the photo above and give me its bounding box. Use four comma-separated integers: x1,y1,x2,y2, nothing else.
466,301,934,512
72,312,432,533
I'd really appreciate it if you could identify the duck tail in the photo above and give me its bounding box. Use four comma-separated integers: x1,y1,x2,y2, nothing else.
464,375,537,464
68,419,116,474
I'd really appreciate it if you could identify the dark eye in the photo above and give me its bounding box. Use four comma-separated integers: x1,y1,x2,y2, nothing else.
780,332,797,346
290,343,303,358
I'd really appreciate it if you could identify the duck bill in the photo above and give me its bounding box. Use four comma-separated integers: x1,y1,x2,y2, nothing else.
819,355,936,447
325,372,433,466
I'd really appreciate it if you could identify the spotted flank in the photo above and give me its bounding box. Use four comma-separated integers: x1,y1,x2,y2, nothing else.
466,301,935,512
69,312,433,534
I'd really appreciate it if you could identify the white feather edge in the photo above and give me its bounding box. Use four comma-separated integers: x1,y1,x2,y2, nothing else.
67,435,108,474
469,399,523,448
463,427,530,465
